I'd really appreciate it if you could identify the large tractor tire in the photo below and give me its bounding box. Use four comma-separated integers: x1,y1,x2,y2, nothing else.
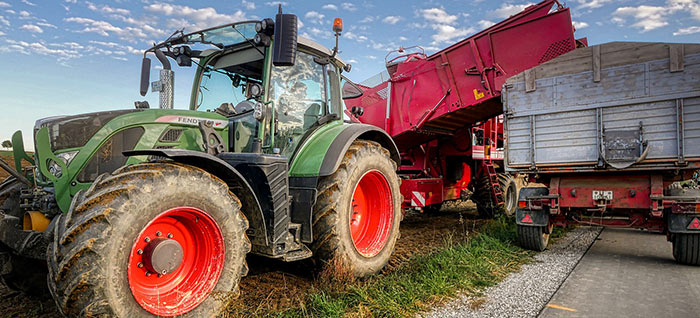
673,234,700,265
475,173,518,218
0,177,49,298
311,140,402,277
47,163,250,317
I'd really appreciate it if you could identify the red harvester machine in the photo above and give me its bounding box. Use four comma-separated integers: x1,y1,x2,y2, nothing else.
345,0,585,216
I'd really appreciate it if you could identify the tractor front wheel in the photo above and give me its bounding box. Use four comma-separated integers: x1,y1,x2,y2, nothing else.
312,140,402,277
47,162,250,317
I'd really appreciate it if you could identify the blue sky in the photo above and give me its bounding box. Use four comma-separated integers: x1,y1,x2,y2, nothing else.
1,0,700,149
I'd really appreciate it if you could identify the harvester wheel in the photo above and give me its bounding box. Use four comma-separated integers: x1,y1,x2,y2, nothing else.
0,177,49,298
311,140,402,277
475,173,517,218
47,163,250,317
673,234,700,265
517,224,551,252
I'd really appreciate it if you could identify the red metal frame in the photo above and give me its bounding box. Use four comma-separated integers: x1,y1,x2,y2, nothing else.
346,0,579,210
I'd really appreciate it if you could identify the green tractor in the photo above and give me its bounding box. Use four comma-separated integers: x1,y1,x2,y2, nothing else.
0,10,402,317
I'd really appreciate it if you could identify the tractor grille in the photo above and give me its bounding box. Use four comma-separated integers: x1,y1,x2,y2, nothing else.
159,129,184,142
538,39,573,64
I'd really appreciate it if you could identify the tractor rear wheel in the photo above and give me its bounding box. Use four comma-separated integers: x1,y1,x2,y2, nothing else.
47,163,250,317
672,234,700,265
475,173,517,218
312,140,402,277
0,177,49,298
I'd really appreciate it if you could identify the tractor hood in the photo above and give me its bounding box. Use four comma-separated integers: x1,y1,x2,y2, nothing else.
35,109,140,151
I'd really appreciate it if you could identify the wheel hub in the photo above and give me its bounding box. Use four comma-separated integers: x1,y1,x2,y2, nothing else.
142,238,183,276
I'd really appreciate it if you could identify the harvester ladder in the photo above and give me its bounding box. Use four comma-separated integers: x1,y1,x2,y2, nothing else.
485,161,504,205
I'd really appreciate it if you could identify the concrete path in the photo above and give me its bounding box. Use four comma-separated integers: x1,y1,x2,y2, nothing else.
541,228,700,318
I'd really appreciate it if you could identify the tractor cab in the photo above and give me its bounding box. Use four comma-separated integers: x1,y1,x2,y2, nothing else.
140,17,357,159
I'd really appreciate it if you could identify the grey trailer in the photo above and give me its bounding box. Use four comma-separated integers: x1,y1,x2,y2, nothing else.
502,42,700,265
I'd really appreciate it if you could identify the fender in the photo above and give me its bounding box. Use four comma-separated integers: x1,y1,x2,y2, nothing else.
289,122,400,177
124,149,269,247
515,187,551,227
319,123,400,176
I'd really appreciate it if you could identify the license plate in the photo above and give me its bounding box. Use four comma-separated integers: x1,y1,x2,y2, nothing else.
592,190,613,200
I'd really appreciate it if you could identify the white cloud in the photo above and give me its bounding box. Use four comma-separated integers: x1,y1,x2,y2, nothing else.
64,0,76,3
36,22,57,29
613,5,668,32
431,24,473,44
305,11,325,24
0,31,4,36
145,3,246,31
576,0,611,10
489,3,534,19
21,0,36,6
345,31,367,42
242,0,255,10
87,2,130,16
20,24,42,33
1,39,83,61
478,20,495,29
573,21,589,29
613,0,700,33
674,25,700,35
367,55,377,60
382,16,401,24
0,15,9,26
347,58,358,63
359,16,375,23
65,17,149,41
341,2,357,11
265,1,288,7
18,10,30,19
399,36,407,41
322,4,337,10
0,2,10,8
420,8,458,25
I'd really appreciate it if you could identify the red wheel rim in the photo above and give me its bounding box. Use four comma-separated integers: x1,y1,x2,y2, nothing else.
350,170,394,257
128,207,225,316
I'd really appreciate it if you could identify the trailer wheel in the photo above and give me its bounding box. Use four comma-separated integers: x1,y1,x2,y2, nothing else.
517,224,550,251
312,140,402,277
475,173,517,218
0,177,49,298
673,234,700,265
47,163,250,317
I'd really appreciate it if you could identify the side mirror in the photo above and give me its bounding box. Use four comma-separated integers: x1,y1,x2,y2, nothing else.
139,57,151,96
272,8,298,66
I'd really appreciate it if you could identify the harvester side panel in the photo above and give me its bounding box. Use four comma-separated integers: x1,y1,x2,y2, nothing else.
348,0,578,150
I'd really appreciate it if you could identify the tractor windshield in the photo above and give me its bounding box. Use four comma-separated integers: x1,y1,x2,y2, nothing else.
151,21,259,51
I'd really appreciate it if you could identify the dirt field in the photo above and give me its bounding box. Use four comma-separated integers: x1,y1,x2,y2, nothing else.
0,201,481,317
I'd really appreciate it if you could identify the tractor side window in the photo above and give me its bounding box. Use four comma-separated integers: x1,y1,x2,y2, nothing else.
270,51,327,157
197,67,249,113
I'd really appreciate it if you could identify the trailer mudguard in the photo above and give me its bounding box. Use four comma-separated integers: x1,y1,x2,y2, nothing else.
515,187,550,227
289,121,399,177
123,149,269,247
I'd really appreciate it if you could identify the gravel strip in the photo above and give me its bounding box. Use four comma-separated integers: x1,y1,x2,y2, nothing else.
421,226,602,318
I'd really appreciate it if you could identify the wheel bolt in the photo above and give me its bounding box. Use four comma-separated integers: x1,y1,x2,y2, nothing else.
137,262,143,268
137,249,143,255
156,231,162,237
145,271,151,277
167,233,173,238
144,237,150,243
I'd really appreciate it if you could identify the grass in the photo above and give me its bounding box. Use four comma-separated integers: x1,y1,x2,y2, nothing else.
275,217,534,318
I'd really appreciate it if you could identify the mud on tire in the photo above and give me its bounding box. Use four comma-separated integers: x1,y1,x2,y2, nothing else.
311,140,402,278
47,162,250,317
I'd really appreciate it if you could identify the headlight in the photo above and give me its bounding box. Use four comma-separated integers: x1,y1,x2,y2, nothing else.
254,102,265,121
48,151,78,178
